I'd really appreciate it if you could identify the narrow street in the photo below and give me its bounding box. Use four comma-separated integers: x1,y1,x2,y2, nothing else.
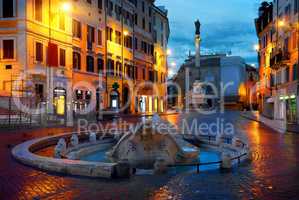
0,111,298,200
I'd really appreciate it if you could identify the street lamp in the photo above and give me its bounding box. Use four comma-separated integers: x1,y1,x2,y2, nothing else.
123,30,129,36
167,49,172,56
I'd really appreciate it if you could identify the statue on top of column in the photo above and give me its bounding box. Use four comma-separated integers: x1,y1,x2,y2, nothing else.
195,20,201,35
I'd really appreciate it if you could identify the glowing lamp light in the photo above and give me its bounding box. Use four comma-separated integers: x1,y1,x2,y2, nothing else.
278,20,285,27
290,95,296,99
123,31,129,36
254,44,260,52
167,49,172,56
61,2,72,12
171,62,176,67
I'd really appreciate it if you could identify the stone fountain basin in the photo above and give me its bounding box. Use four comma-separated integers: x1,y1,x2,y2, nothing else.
11,132,131,179
65,139,116,160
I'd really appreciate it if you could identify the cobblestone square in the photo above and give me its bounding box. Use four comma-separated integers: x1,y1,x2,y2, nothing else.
1,112,299,200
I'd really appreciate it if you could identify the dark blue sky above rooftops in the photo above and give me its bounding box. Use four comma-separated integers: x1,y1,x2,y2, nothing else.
156,0,262,74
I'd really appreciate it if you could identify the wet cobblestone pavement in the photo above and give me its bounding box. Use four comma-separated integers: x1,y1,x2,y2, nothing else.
1,111,299,200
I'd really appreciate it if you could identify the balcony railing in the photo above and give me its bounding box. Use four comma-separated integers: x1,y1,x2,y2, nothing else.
270,49,290,69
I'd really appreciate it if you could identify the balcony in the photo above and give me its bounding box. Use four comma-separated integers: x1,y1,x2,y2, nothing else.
270,49,290,69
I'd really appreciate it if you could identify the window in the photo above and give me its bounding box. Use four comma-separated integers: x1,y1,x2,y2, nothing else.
277,71,282,85
59,13,65,30
59,49,66,67
285,67,290,83
115,31,122,44
115,4,122,21
154,70,158,82
87,56,94,72
35,0,43,22
2,40,14,59
108,1,113,16
98,30,102,46
5,65,12,70
85,91,92,102
295,0,299,14
142,18,145,29
98,0,103,9
270,73,275,87
87,25,95,43
35,42,43,62
107,59,114,76
134,37,138,50
134,66,137,80
284,37,289,53
141,41,147,54
142,68,146,80
142,1,145,12
116,61,122,77
149,7,152,17
87,0,92,4
97,58,104,74
149,22,152,33
73,52,81,70
106,27,113,41
72,19,81,38
148,44,154,56
2,0,14,18
134,14,138,25
124,36,133,49
149,70,154,82
293,64,298,80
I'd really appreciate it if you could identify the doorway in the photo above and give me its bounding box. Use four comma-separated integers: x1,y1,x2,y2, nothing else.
123,87,130,114
53,87,66,116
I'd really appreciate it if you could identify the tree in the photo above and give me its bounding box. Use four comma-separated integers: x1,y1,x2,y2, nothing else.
112,82,119,91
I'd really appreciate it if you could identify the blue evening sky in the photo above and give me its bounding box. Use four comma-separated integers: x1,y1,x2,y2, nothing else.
156,0,262,74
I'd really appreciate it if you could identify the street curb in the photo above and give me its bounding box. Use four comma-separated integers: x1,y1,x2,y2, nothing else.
240,113,286,134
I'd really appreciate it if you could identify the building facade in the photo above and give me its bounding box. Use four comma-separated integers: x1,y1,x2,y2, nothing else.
174,54,248,109
244,64,259,110
255,0,299,132
0,0,169,122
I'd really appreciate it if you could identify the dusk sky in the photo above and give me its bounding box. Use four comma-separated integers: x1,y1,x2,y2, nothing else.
156,0,262,74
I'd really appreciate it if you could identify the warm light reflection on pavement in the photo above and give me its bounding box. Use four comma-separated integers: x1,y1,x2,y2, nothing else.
1,111,299,200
